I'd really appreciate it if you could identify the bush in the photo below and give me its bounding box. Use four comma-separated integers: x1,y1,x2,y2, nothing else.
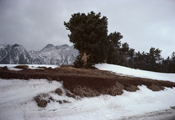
34,93,49,108
55,88,63,95
73,55,83,68
73,55,94,68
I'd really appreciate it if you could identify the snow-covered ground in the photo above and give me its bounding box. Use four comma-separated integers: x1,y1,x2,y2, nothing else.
96,63,175,82
0,64,59,70
0,63,175,120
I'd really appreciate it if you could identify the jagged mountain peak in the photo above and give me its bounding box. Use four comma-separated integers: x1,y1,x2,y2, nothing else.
11,44,26,51
45,44,54,48
61,44,69,47
12,44,20,47
55,44,69,49
0,43,32,64
35,44,78,65
42,44,55,50
0,43,78,65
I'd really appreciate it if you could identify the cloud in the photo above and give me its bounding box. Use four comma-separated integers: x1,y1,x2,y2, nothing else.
0,0,175,58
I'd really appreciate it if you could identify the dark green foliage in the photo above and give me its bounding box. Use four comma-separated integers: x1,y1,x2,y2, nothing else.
128,48,175,73
128,48,135,60
64,12,175,72
64,11,108,68
162,52,175,73
132,48,162,72
73,55,83,68
121,42,129,54
108,32,123,49
120,42,130,66
106,32,123,64
85,56,95,68
107,49,122,64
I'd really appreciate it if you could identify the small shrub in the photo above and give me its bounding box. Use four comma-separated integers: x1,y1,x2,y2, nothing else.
66,92,76,98
55,88,63,95
124,85,139,92
73,55,84,68
57,100,62,104
147,84,164,91
63,100,70,103
34,93,49,108
49,97,55,102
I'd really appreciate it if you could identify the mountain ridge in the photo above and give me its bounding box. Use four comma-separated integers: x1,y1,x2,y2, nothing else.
0,43,78,65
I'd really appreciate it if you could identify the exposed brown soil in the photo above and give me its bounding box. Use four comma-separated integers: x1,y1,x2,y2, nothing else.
0,65,175,98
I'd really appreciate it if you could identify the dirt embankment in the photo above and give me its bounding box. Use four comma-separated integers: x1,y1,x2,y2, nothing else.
0,65,175,98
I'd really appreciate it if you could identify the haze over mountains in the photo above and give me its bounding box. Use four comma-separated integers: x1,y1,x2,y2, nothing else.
0,44,78,65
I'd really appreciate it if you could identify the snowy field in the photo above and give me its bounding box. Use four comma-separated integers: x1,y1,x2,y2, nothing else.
0,64,175,120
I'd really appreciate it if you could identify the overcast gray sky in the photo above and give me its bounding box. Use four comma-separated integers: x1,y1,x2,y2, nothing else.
0,0,175,58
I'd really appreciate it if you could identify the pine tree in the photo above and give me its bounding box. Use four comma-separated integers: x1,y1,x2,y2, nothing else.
64,11,108,68
128,48,135,60
170,52,175,72
121,42,129,54
106,32,123,64
121,42,129,65
108,32,122,49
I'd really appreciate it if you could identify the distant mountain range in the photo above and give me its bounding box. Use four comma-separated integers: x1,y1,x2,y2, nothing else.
0,44,79,65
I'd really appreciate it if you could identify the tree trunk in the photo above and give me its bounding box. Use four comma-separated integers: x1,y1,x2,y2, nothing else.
81,52,90,67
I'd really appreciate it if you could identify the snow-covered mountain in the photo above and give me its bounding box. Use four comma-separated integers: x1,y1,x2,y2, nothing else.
0,44,32,64
0,44,79,65
29,44,78,65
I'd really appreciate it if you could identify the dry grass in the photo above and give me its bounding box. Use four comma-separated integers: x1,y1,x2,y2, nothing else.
34,89,73,108
14,65,29,70
55,88,63,95
147,84,165,91
72,85,100,97
34,93,49,108
1,65,175,98
66,92,76,98
2,64,173,108
0,66,8,70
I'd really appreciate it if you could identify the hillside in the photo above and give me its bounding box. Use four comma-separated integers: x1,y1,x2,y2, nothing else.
1,64,175,97
0,64,175,120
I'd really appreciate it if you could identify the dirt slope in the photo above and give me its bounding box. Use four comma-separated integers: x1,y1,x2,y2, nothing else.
0,65,175,97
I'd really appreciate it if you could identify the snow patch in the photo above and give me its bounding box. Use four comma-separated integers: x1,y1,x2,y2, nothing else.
96,63,175,82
